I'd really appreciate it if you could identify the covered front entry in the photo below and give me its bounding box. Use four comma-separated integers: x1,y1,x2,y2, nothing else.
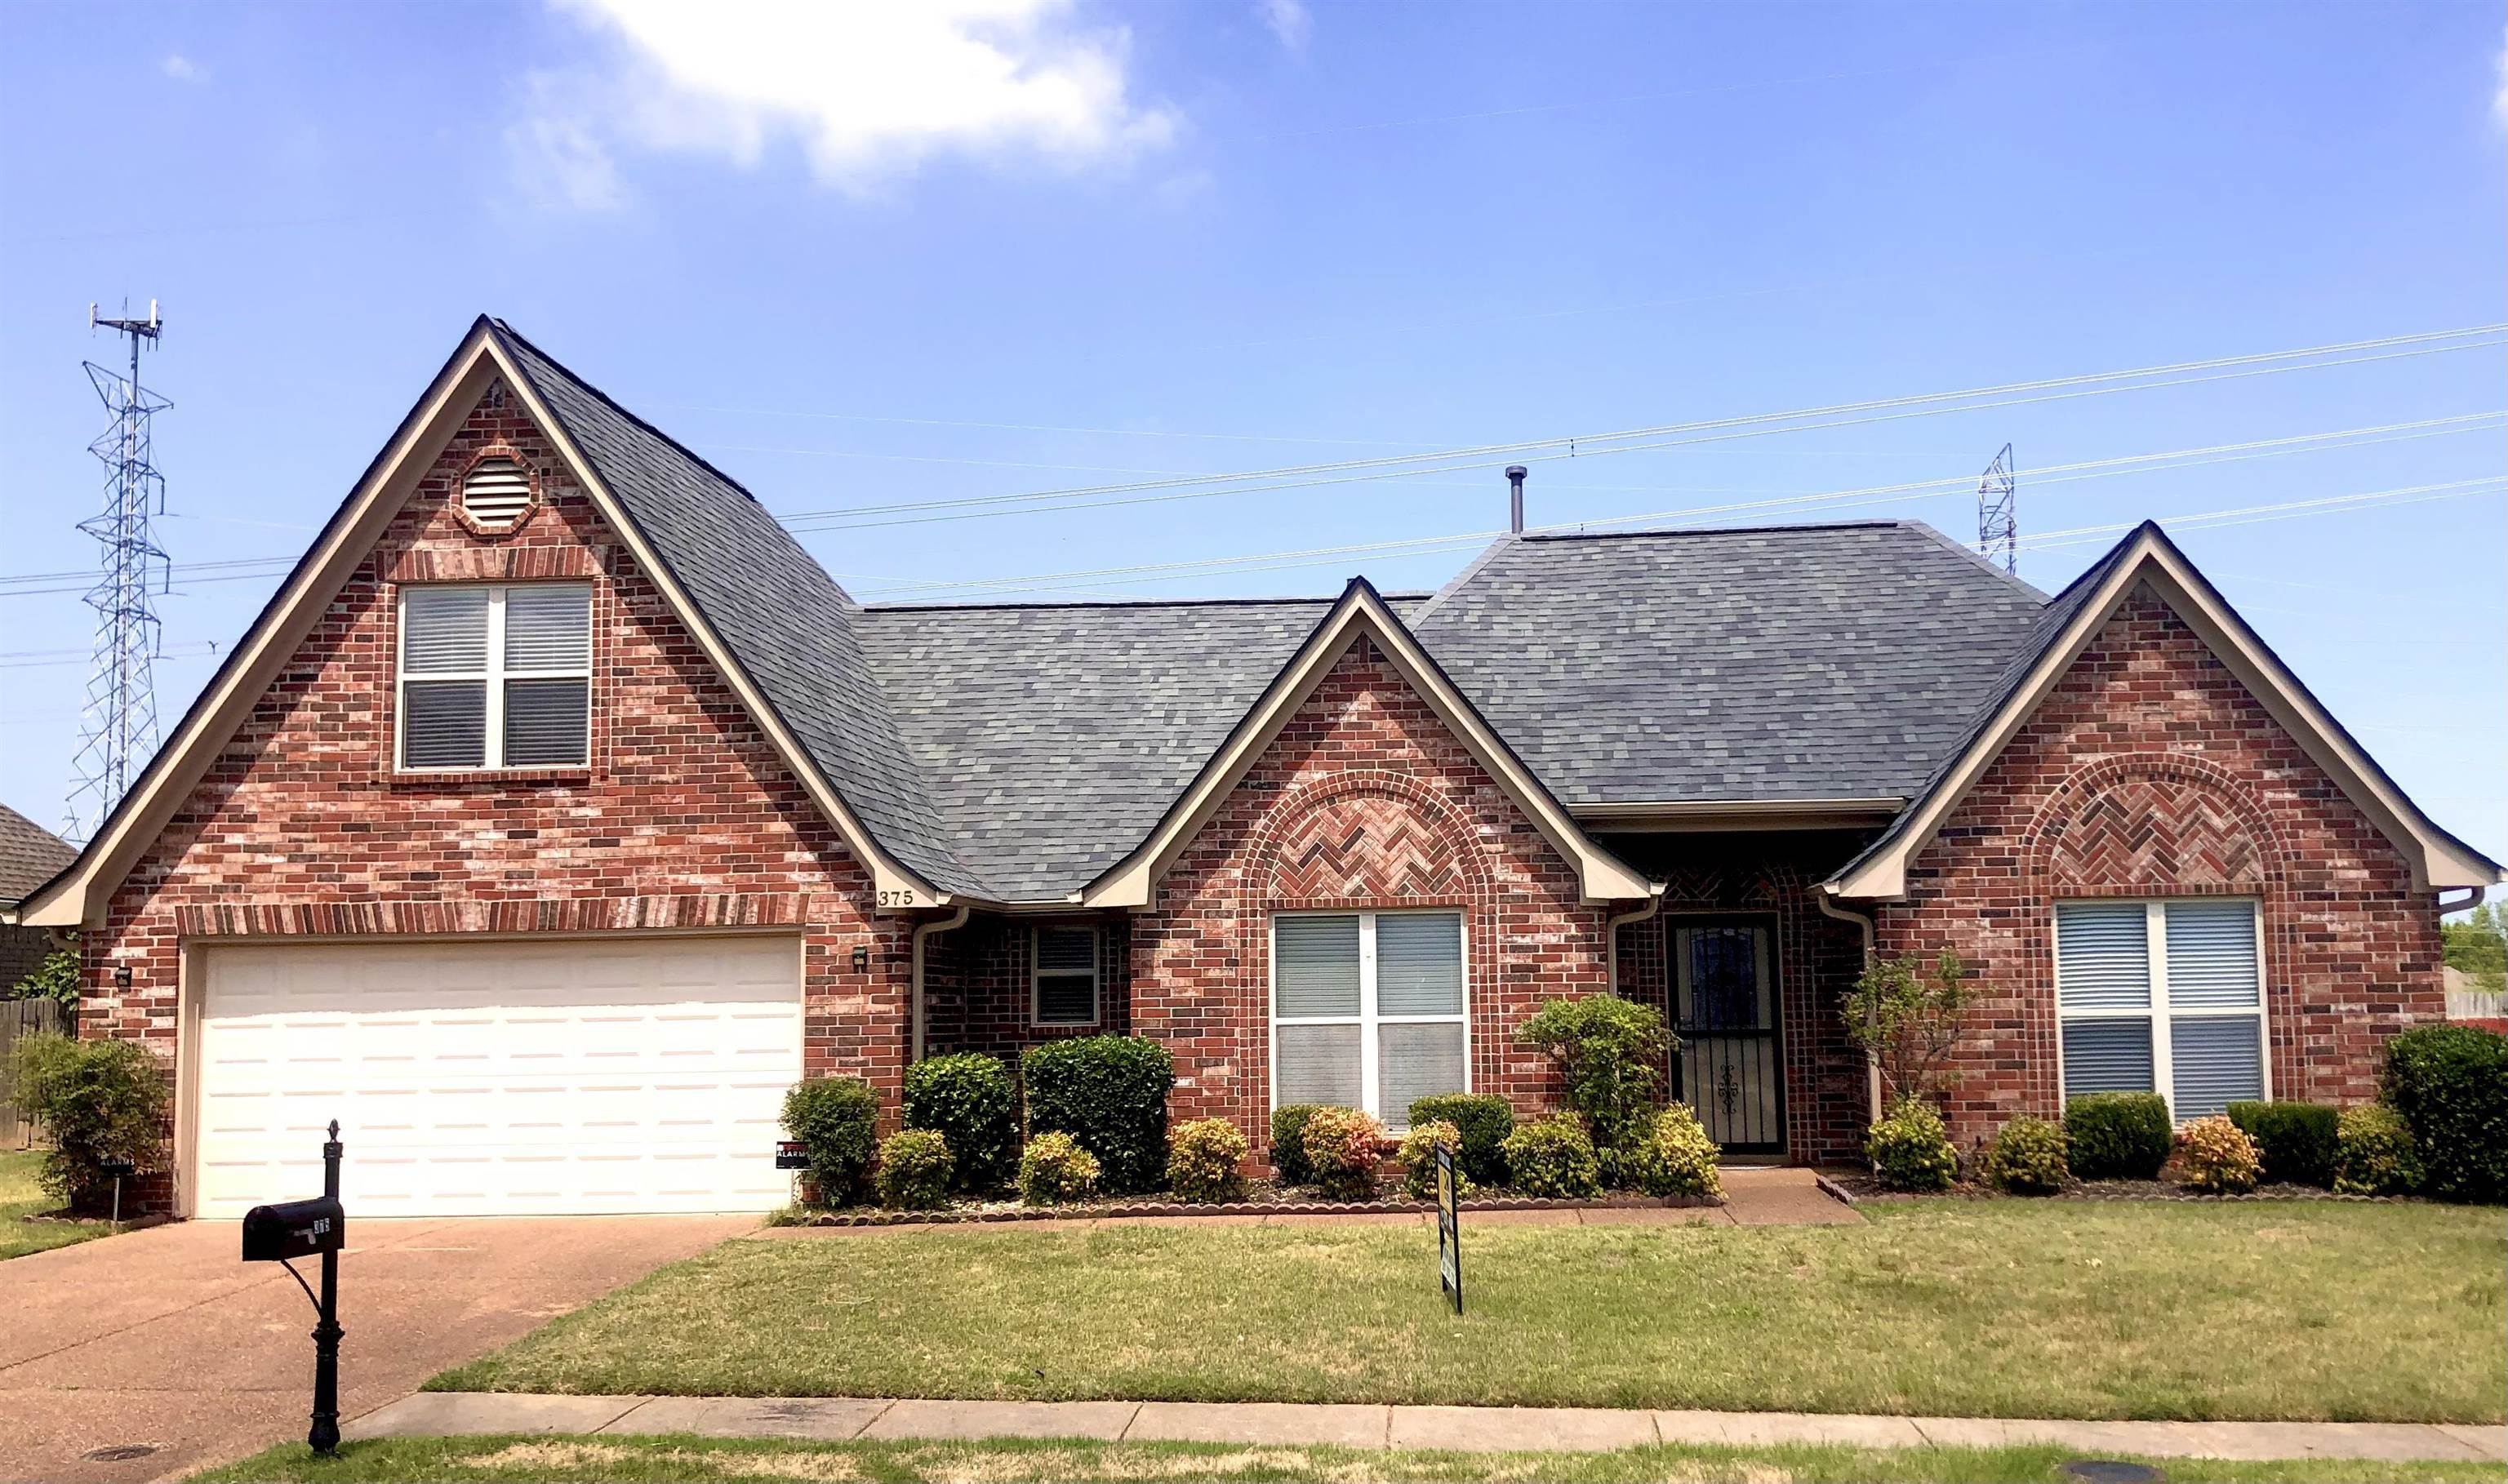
190,933,803,1217
1668,918,1785,1154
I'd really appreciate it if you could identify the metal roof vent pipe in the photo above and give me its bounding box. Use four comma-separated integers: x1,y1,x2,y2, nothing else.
1506,464,1527,535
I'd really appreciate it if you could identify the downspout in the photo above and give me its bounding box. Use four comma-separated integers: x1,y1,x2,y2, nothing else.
909,904,971,1064
1817,888,1883,1122
2438,886,2484,914
1606,885,1668,997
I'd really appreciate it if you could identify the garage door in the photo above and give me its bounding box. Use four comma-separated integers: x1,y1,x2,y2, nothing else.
194,935,803,1218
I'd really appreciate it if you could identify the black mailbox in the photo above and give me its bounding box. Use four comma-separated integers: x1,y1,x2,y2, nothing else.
242,1197,345,1264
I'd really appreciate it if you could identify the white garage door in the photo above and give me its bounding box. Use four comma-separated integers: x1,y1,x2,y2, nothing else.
194,935,803,1218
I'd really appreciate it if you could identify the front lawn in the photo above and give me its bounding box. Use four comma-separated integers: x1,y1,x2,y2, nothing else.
0,1148,109,1260
433,1198,2506,1424
195,1433,2503,1484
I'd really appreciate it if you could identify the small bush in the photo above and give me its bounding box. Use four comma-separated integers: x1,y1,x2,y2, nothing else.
1406,1093,1514,1187
1269,1104,1323,1184
2064,1091,2172,1181
1017,1131,1101,1206
780,1076,879,1207
2334,1103,2422,1196
2226,1100,2339,1189
5,1033,167,1212
1621,1105,1723,1201
1397,1120,1470,1202
1981,1116,2069,1196
2380,1024,2507,1204
874,1130,954,1211
1513,997,1671,1160
1866,1095,1958,1192
1022,1035,1173,1195
2176,1115,2261,1194
1167,1117,1250,1203
9,949,80,1007
1301,1106,1385,1200
903,1053,1019,1195
1501,1115,1603,1199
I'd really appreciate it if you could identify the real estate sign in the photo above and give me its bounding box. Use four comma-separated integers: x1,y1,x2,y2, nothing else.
1434,1144,1462,1314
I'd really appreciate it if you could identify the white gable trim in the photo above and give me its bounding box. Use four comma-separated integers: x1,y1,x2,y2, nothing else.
1824,527,2501,901
1081,581,1656,909
20,323,949,927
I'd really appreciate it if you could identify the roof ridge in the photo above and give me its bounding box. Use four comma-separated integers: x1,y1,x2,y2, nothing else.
1520,518,1905,542
1898,520,2050,602
1408,534,1519,626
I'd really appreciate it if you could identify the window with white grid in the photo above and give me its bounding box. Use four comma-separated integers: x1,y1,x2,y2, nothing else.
2056,898,2266,1119
398,584,591,770
1271,911,1466,1131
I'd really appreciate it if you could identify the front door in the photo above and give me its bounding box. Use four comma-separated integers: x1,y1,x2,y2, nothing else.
1670,920,1785,1154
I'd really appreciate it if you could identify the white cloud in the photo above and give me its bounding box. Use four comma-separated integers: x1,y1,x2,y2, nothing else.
510,0,1176,208
160,53,207,83
1258,0,1310,53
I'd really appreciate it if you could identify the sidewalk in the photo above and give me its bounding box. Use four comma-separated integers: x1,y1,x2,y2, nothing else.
349,1393,2508,1464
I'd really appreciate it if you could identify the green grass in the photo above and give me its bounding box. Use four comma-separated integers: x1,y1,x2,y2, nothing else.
430,1199,2506,1424
0,1148,108,1260
193,1433,2504,1484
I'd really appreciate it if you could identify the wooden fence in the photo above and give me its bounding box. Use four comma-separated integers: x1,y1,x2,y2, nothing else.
0,1000,69,1149
2447,988,2506,1023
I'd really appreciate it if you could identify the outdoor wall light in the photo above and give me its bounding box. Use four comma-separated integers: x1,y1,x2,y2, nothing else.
113,965,133,990
852,944,870,973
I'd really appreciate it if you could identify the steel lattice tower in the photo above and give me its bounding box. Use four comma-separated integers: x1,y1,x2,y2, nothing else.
66,302,170,843
1977,442,2017,575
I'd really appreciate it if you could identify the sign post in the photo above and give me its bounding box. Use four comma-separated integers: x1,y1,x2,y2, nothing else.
241,1122,348,1456
1434,1144,1462,1315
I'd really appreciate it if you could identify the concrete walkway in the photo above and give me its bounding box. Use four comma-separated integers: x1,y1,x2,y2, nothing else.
352,1393,2508,1464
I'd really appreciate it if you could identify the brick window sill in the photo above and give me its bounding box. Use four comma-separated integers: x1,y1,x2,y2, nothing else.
389,766,594,788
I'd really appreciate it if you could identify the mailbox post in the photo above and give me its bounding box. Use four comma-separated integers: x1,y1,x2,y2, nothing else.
241,1122,347,1455
311,1122,344,1454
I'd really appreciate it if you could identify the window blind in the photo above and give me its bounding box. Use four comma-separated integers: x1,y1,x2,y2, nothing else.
1275,1023,1362,1107
2056,902,2151,1009
402,681,487,770
2061,1017,2155,1098
402,587,488,673
503,586,591,670
504,679,589,767
1034,926,1097,1024
2171,1015,2263,1117
1274,916,1360,1018
1376,913,1463,1015
1379,1021,1466,1125
2163,901,2260,1008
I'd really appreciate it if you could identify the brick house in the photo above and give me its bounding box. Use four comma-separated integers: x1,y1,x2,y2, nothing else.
13,318,2496,1217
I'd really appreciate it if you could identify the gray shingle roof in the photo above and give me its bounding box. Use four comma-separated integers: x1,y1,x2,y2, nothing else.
0,802,73,908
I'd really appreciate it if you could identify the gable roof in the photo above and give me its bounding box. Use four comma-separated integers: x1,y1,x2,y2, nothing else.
0,805,73,910
1823,522,2504,899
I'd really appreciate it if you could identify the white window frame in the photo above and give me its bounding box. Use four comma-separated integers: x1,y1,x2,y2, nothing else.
2053,896,2270,1121
395,582,592,771
1268,909,1469,1131
1029,924,1101,1029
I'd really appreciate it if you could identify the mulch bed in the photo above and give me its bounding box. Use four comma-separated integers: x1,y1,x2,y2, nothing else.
780,1183,1723,1229
1817,1170,2411,1205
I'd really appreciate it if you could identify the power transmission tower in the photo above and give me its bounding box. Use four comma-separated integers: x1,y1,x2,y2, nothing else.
66,301,170,843
1977,442,2017,575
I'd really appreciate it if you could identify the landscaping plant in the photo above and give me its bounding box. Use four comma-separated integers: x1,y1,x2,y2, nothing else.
1512,995,1670,1177
1865,1093,1959,1192
2063,1091,2173,1180
2226,1100,2339,1189
1166,1117,1249,1203
4,1033,166,1212
2378,1024,2506,1204
2175,1115,2261,1194
1396,1119,1468,1202
8,949,79,1008
874,1130,954,1211
2333,1102,2422,1196
1406,1092,1514,1186
1300,1106,1385,1199
1839,950,1974,1106
780,1075,879,1207
1016,1131,1101,1206
1021,1035,1173,1195
903,1052,1019,1195
1980,1116,2068,1196
1621,1104,1722,1201
1268,1104,1323,1185
1500,1114,1603,1198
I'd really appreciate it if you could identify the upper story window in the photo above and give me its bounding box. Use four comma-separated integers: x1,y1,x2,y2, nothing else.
1031,925,1101,1026
398,584,591,771
2056,898,2266,1120
1272,910,1466,1131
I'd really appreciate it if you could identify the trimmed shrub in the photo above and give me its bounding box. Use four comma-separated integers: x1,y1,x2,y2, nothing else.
5,1033,167,1212
903,1053,1019,1195
1167,1117,1250,1203
1981,1116,2069,1196
2334,1103,2422,1197
874,1130,954,1211
1407,1093,1514,1187
1622,1105,1723,1201
2226,1100,2339,1189
1301,1106,1385,1200
1397,1120,1470,1202
2064,1091,2172,1181
2380,1024,2507,1204
1513,997,1671,1163
2176,1115,2261,1194
1269,1104,1323,1185
1866,1095,1958,1193
1501,1115,1603,1199
779,1075,878,1208
1022,1035,1173,1196
1018,1131,1101,1206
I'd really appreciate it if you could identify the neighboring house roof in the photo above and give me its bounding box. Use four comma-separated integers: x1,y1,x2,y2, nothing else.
0,804,73,909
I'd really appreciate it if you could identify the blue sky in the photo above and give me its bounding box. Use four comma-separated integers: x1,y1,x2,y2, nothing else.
2,2,2501,864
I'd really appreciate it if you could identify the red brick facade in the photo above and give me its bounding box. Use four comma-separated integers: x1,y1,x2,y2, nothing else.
1878,583,2448,1150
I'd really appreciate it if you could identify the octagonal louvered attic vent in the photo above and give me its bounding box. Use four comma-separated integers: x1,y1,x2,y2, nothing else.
461,456,532,530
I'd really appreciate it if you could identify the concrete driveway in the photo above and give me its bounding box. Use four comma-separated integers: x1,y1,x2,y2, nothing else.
0,1213,754,1484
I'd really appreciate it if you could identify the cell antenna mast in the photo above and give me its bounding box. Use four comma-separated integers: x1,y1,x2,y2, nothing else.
67,300,170,843
1977,442,2017,575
